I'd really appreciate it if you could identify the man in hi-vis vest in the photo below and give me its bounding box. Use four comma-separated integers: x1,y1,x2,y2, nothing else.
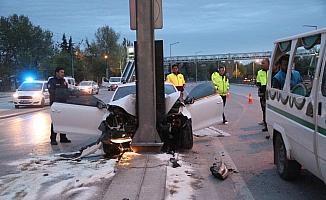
256,58,269,132
211,64,230,124
166,64,186,92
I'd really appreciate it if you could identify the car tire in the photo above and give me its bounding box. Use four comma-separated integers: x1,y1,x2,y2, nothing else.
275,134,301,180
102,143,121,158
181,119,193,149
15,105,19,109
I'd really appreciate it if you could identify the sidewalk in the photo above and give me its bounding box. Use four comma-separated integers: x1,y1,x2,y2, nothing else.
103,152,167,200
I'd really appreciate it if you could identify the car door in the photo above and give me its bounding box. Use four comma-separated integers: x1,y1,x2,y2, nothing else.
51,96,107,135
185,82,224,131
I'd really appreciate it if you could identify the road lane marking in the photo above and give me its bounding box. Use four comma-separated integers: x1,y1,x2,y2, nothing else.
194,127,231,137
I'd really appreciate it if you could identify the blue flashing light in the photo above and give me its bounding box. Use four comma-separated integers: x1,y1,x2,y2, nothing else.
25,77,34,82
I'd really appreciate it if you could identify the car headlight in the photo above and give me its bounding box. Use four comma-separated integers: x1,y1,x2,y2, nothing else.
13,93,18,98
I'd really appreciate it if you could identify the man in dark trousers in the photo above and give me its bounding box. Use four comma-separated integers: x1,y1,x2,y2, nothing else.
48,67,71,145
256,58,269,132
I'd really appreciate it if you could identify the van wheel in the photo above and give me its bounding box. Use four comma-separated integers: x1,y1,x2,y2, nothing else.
275,134,301,180
181,119,193,149
15,105,19,109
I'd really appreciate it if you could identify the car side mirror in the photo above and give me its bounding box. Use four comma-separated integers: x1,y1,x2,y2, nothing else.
184,97,194,104
97,101,107,109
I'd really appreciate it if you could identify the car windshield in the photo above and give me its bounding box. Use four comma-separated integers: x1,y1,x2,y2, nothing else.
112,84,177,101
187,82,216,100
110,77,121,82
18,82,43,91
79,81,92,86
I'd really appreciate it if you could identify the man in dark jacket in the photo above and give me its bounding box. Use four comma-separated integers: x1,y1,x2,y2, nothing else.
48,67,71,145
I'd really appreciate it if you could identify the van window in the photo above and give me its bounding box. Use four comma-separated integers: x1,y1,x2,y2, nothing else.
271,41,291,90
291,34,321,97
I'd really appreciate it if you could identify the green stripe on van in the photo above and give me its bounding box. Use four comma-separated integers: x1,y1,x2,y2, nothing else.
267,104,326,136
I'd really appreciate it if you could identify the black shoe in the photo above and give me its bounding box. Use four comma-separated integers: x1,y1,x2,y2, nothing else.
265,135,270,139
223,120,229,125
60,138,71,143
51,140,58,145
262,127,268,132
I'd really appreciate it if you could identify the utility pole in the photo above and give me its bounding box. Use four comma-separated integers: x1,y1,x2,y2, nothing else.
195,51,202,82
169,42,180,67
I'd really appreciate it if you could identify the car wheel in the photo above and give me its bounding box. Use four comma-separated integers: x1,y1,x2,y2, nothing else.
275,134,301,180
40,98,45,108
15,105,19,109
181,119,193,149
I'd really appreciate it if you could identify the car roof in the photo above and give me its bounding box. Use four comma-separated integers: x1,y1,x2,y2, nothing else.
22,80,47,84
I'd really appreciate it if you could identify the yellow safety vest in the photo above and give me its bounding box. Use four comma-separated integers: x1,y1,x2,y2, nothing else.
256,69,268,86
211,72,229,96
166,73,185,87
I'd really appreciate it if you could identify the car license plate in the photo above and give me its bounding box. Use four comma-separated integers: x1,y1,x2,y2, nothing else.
20,100,31,104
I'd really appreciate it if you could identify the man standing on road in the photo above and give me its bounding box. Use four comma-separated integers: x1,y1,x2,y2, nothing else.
166,64,186,92
256,58,269,132
48,67,71,145
211,64,230,124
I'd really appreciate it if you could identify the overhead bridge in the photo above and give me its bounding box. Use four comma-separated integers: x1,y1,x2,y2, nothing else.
164,51,272,64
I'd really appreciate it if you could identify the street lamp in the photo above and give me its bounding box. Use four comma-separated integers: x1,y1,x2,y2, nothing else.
169,42,180,66
303,25,318,30
104,55,109,78
195,51,202,82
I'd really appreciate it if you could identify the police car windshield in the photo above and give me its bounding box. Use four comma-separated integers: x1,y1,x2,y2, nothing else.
18,82,43,91
112,84,177,101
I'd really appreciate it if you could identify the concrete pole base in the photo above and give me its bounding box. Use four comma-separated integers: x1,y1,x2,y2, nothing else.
131,143,163,153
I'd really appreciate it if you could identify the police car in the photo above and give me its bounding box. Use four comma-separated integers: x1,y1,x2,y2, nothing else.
13,80,50,108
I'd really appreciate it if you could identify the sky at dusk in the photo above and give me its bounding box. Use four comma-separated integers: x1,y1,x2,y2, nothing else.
1,0,326,56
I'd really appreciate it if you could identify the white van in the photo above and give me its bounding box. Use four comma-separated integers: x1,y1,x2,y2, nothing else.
47,76,77,92
266,28,326,183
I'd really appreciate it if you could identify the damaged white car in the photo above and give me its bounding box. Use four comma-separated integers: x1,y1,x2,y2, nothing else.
51,82,224,157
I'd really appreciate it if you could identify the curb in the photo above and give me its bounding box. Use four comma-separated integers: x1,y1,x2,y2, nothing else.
0,108,48,120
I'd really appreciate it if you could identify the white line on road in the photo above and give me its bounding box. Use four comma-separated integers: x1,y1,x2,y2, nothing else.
194,126,231,137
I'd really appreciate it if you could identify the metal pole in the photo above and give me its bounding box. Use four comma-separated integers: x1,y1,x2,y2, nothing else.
195,51,202,82
71,51,74,78
235,62,238,79
303,25,317,30
169,42,180,68
252,61,255,83
105,58,108,78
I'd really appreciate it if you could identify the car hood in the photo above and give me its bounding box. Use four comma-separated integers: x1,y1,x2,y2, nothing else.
16,91,42,96
108,91,180,116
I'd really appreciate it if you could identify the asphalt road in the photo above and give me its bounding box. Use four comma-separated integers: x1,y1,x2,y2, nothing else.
0,85,325,199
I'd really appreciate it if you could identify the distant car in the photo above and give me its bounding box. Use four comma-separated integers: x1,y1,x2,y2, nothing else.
78,81,99,95
108,77,122,91
50,82,224,153
13,80,50,108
